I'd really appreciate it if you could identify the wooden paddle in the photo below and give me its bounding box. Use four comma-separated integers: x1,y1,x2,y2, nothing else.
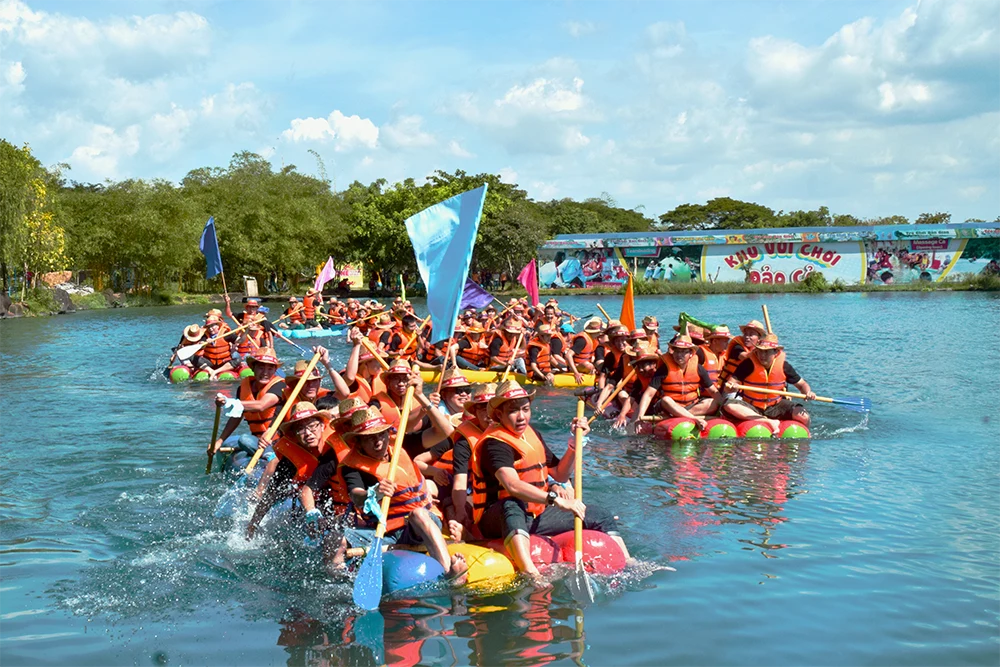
500,330,525,382
435,339,456,394
731,383,871,412
243,351,323,474
595,304,612,323
175,317,263,362
353,385,416,610
359,338,392,371
762,305,773,334
567,399,596,603
205,403,222,474
588,369,636,424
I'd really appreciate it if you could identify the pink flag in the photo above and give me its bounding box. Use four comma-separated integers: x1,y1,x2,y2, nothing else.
518,258,539,306
314,256,336,292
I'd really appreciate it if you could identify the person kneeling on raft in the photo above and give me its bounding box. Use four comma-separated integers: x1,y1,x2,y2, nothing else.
339,407,468,582
722,333,816,431
470,380,630,575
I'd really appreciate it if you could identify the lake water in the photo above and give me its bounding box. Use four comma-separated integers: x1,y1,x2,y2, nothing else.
1,292,998,666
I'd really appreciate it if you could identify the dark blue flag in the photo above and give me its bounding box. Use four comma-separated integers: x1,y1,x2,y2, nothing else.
199,216,223,279
460,279,494,310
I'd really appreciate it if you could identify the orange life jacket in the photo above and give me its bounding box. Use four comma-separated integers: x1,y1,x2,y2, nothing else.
458,335,489,367
389,330,419,361
340,447,432,532
699,345,726,386
658,354,702,405
646,332,661,350
470,425,548,523
739,351,787,410
719,335,750,384
281,384,330,404
351,373,386,403
571,332,597,365
237,327,267,356
368,327,390,348
303,295,317,320
285,306,304,324
493,332,521,365
372,392,421,433
200,333,232,367
272,436,323,483
238,375,284,436
527,337,553,375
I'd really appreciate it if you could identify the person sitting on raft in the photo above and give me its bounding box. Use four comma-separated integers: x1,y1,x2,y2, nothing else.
278,346,351,407
343,328,387,402
386,314,423,362
717,319,766,387
592,324,633,418
211,347,284,457
569,318,605,375
698,325,731,388
454,325,490,371
469,380,630,575
280,297,306,330
194,315,240,380
722,333,815,431
635,335,720,432
611,345,661,430
339,406,468,582
172,324,204,372
526,324,583,386
488,321,527,375
372,360,432,433
302,288,322,327
642,316,661,351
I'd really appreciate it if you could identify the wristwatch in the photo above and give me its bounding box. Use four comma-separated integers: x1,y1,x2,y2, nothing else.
546,490,558,506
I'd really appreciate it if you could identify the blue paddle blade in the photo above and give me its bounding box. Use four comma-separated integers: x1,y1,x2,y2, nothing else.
832,397,872,412
352,536,384,610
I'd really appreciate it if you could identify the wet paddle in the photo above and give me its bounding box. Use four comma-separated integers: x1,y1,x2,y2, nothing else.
731,384,872,413
588,369,636,424
567,399,596,603
243,351,323,474
205,403,223,474
359,338,392,371
500,330,525,382
175,317,266,362
353,385,416,610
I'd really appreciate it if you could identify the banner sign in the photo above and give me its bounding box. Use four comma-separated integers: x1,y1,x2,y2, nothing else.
701,241,866,284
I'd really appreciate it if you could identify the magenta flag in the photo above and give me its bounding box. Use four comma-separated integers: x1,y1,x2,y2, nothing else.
314,256,336,292
518,258,539,306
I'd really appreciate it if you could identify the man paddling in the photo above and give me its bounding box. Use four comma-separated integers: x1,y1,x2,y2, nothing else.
723,333,815,430
636,335,719,432
194,315,239,380
211,347,284,456
469,380,630,575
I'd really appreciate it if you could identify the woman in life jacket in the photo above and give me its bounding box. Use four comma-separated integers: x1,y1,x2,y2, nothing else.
643,335,719,433
174,324,204,371
343,328,387,401
614,345,662,430
722,333,816,431
194,316,239,379
488,321,527,375
642,315,661,351
569,318,604,374
469,380,629,575
455,325,490,370
340,407,469,583
211,347,285,456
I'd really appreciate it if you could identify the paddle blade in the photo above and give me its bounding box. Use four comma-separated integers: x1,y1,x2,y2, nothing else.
175,343,201,362
567,566,596,604
352,537,384,610
833,397,872,412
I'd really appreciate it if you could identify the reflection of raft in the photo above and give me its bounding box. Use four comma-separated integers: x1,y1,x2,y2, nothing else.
169,366,254,383
284,326,346,339
651,416,810,440
419,369,594,388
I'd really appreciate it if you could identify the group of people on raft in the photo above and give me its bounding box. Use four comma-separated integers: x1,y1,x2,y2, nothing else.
187,291,816,584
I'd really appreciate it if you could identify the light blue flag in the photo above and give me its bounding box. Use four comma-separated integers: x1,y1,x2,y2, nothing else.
405,185,487,343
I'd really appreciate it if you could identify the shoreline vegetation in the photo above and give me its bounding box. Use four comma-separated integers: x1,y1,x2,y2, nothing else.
4,271,996,319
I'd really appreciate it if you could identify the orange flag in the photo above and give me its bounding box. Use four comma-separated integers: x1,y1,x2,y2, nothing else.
620,274,636,331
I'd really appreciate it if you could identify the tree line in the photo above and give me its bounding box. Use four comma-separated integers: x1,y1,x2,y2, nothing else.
1,139,993,295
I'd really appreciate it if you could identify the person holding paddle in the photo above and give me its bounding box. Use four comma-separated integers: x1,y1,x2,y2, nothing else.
194,315,240,380
211,347,284,457
469,380,630,575
339,407,469,583
722,333,815,430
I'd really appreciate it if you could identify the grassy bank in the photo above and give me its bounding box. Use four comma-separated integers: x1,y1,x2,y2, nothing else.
6,288,220,317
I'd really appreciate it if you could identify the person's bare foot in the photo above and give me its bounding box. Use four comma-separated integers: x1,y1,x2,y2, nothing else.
447,519,464,542
446,553,469,586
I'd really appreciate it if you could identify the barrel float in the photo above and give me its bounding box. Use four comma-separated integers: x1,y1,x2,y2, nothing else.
550,530,628,575
217,370,238,381
382,549,445,595
169,366,191,383
736,420,774,438
485,534,561,569
238,366,254,378
654,417,700,441
192,370,210,382
447,543,516,591
700,418,739,439
777,420,810,439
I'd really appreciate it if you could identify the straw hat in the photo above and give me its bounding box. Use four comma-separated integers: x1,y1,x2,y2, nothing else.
183,324,204,343
386,359,411,376
468,382,497,405
536,323,555,336
668,335,696,350
503,321,522,334
740,320,767,335
286,359,322,382
465,325,485,335
607,324,629,339
374,314,394,329
205,315,224,327
246,298,260,307
707,325,731,339
247,346,280,367
755,333,784,351
278,401,332,434
205,308,223,318
642,315,659,330
583,318,604,334
344,406,394,442
687,326,706,343
488,379,535,416
440,369,472,390
629,343,660,364
629,328,647,341
334,397,368,423
306,288,319,296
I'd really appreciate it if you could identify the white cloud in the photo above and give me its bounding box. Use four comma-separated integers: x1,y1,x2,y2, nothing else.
447,140,473,158
381,114,435,149
565,21,595,38
496,77,585,114
69,123,141,178
1,60,25,96
282,110,379,151
498,167,518,184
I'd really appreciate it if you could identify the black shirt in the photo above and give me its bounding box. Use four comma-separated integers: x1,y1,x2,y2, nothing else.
303,448,346,493
337,431,426,494
478,427,560,510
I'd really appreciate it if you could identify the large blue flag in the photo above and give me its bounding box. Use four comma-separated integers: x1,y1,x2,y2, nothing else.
460,278,494,310
199,216,224,279
405,185,487,343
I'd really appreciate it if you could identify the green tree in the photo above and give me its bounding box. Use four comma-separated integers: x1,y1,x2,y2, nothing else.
915,212,951,225
658,197,777,230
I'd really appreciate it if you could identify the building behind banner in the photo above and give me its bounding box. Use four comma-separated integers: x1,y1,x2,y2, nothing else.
536,222,1000,287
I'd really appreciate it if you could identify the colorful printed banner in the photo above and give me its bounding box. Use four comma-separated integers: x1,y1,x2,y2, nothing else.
701,241,866,284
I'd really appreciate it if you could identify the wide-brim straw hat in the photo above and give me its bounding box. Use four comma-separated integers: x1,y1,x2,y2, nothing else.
669,335,696,350
286,359,322,382
278,401,332,434
374,315,394,329
386,360,411,376
606,324,629,339
306,288,319,296
740,320,767,335
334,397,368,423
535,323,555,336
440,369,472,390
245,298,261,307
707,325,731,339
344,406,394,442
248,346,280,367
642,316,659,330
503,322,522,334
183,324,204,343
629,329,647,340
629,344,660,364
755,333,784,351
488,379,535,415
583,318,604,334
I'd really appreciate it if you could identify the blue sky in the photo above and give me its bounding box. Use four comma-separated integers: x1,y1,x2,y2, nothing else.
2,0,997,223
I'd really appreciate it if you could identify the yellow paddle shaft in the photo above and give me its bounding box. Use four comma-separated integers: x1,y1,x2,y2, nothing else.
588,369,636,424
375,385,416,540
731,383,828,403
359,338,392,371
762,305,773,334
574,399,585,556
500,330,525,382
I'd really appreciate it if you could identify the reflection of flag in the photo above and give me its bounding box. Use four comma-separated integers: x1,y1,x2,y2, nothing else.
620,274,636,330
405,185,487,343
460,279,494,310
199,216,223,278
314,256,336,292
518,258,539,306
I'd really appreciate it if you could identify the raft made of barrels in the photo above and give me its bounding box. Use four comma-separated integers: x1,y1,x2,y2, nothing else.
419,369,595,388
652,416,810,441
169,365,254,384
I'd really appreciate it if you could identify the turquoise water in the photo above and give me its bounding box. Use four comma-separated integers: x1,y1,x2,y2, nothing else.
1,293,998,666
